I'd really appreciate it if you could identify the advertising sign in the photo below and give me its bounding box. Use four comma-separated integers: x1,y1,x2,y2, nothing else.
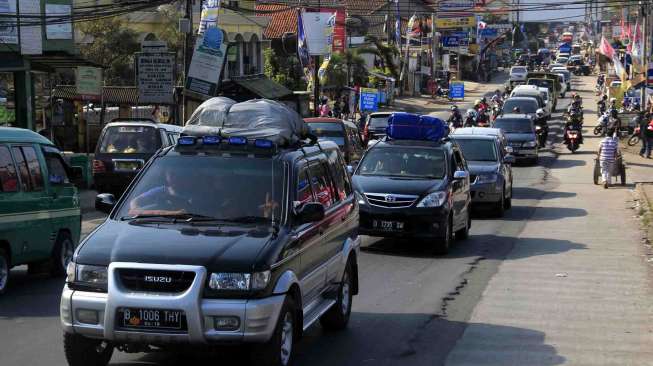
480,28,498,38
438,0,474,10
435,17,476,29
186,27,228,96
442,36,460,48
303,11,337,55
76,67,103,100
19,0,42,55
45,4,72,39
0,0,17,44
137,53,175,104
198,0,220,35
449,81,464,99
359,87,379,112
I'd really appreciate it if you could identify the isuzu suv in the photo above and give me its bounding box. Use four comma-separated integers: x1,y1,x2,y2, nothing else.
60,135,360,366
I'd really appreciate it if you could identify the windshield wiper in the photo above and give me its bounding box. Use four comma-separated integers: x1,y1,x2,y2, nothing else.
120,213,219,223
219,216,271,224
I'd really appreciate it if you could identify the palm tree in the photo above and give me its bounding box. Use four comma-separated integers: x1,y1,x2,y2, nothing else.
356,36,400,80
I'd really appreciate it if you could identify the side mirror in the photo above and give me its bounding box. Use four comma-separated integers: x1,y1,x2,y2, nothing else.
347,165,354,175
504,155,516,164
453,170,469,180
95,193,116,214
295,202,325,224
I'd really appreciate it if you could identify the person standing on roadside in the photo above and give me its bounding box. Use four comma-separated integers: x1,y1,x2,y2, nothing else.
598,128,619,189
341,95,350,120
637,111,649,157
645,119,653,159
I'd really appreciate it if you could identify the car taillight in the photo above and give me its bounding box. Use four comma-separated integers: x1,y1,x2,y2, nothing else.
92,160,105,174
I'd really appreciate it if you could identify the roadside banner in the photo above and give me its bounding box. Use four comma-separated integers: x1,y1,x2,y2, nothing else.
0,0,17,44
186,27,227,97
136,52,175,104
199,0,221,35
435,16,476,29
76,67,103,101
359,87,379,112
303,11,337,56
45,4,72,40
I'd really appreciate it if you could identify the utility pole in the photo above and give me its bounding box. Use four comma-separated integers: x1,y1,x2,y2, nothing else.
431,13,436,83
182,0,193,122
642,1,648,109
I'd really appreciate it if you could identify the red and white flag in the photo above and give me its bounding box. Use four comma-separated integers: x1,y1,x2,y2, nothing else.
478,21,487,30
599,36,615,59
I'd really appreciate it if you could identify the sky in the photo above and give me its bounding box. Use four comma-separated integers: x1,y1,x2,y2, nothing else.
517,0,586,23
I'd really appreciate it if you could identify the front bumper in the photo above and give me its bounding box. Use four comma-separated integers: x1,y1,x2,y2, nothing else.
358,204,449,238
60,263,285,344
509,146,538,158
470,181,502,204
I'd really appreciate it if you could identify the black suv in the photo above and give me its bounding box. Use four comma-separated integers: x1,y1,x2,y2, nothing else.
61,136,360,366
353,138,471,254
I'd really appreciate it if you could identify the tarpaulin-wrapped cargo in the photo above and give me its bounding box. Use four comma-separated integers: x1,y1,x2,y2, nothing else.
183,98,308,145
386,112,448,141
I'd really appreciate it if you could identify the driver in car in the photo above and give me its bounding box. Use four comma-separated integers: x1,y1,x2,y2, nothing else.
128,170,193,216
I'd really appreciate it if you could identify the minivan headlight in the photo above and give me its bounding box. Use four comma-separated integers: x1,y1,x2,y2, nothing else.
524,141,538,148
416,192,447,207
476,173,498,184
208,271,271,291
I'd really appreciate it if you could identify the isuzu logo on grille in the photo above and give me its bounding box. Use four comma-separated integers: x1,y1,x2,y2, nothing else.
144,275,173,283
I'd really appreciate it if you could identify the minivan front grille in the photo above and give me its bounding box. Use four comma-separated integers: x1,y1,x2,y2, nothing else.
118,269,196,293
364,193,419,208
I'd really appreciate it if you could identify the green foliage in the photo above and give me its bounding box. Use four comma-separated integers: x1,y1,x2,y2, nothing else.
77,18,140,85
321,51,368,88
358,37,400,80
263,48,306,90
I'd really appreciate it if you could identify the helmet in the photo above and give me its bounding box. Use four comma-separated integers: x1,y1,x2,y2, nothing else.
491,95,499,102
610,97,617,103
610,109,619,117
571,92,577,98
481,97,487,103
602,95,608,100
574,94,581,100
451,105,458,111
466,109,476,117
512,107,521,113
536,109,545,118
474,99,482,106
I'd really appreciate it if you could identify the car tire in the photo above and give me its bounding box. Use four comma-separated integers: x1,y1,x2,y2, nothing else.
455,211,470,240
0,249,9,295
433,216,452,255
51,232,74,277
250,297,298,366
63,333,113,366
320,261,353,331
504,186,512,210
495,190,506,218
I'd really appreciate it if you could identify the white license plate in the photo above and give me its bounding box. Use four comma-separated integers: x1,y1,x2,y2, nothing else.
373,220,404,231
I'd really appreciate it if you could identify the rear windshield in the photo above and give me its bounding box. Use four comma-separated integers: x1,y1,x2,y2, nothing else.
99,126,161,154
369,116,391,128
357,146,446,179
116,155,283,223
511,67,526,73
453,138,498,162
494,119,533,134
503,99,538,114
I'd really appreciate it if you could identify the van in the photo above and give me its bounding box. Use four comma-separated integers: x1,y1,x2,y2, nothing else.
92,119,182,196
305,117,365,164
0,127,82,294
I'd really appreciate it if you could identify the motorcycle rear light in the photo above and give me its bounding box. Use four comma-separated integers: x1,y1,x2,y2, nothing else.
92,160,105,174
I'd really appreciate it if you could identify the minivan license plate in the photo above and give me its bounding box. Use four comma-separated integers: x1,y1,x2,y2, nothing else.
373,220,404,231
115,161,141,172
119,308,185,330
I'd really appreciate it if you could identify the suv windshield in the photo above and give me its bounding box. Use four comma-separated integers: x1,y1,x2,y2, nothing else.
116,155,283,224
99,125,161,154
369,115,391,128
494,119,534,134
453,138,498,162
308,123,345,147
357,146,446,179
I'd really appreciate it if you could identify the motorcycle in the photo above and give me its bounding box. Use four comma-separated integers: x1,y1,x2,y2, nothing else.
475,112,490,127
594,113,609,136
448,111,463,128
535,124,548,147
566,127,582,153
627,126,641,146
596,101,606,117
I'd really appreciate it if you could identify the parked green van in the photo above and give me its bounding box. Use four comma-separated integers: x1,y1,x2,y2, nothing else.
0,127,81,294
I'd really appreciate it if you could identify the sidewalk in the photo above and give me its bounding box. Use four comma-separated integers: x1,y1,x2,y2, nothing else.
445,81,653,365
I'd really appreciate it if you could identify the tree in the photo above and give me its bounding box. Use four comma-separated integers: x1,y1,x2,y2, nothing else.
357,36,400,80
263,48,306,90
321,51,368,89
156,2,184,83
77,18,140,85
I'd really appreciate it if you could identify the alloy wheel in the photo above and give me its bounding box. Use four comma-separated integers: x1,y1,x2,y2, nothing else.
60,238,74,271
341,272,351,315
0,255,7,291
280,312,293,366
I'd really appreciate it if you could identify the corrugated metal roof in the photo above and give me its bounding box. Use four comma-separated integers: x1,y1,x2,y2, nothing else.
52,86,145,105
231,75,293,99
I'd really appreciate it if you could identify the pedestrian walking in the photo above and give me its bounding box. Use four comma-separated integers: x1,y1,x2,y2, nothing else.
598,128,619,188
637,112,649,156
320,98,331,117
341,95,350,120
645,120,653,158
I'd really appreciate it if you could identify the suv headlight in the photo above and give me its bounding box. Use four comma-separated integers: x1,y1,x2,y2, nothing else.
524,141,538,148
208,271,271,291
476,173,498,184
355,191,367,205
416,191,447,208
67,262,108,292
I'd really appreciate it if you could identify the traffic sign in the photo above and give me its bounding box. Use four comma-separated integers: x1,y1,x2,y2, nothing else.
449,81,464,100
360,87,379,112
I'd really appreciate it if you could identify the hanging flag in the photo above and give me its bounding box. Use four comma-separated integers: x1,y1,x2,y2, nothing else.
613,53,628,82
407,14,418,40
599,36,615,59
478,21,487,30
198,0,220,35
317,12,336,85
647,63,653,85
394,0,401,46
297,10,309,69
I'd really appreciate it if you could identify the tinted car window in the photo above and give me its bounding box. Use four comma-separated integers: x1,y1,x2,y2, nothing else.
511,67,526,73
358,147,446,179
16,146,44,191
117,156,283,222
99,126,161,154
297,167,315,204
494,119,534,134
309,123,345,147
0,146,18,192
308,162,334,208
369,116,390,128
12,147,31,191
454,139,498,162
45,154,69,185
503,99,538,114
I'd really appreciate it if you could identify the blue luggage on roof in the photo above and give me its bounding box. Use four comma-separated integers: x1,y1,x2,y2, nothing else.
386,112,448,141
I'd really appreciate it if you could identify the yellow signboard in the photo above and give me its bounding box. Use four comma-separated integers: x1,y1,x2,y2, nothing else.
435,16,476,29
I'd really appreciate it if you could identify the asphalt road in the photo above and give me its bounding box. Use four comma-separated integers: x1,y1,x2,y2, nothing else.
0,75,579,366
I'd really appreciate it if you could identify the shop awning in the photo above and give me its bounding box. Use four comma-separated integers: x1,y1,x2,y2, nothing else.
231,75,293,100
27,51,104,72
52,86,140,104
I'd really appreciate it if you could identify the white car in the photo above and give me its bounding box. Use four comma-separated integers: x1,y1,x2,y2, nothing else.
537,87,553,113
510,85,551,118
510,66,528,82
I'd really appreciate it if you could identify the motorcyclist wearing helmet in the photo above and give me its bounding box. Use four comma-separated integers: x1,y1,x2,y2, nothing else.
512,106,521,113
464,109,477,127
597,95,607,117
564,109,584,145
534,108,549,146
448,105,463,128
607,107,622,133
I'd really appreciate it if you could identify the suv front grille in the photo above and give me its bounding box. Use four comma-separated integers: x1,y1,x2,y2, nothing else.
364,193,418,208
118,269,196,293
